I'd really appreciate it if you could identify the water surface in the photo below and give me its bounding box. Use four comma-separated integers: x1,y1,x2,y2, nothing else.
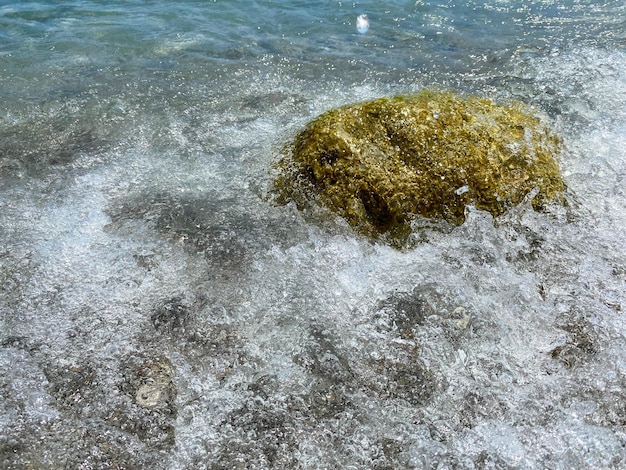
1,1,626,468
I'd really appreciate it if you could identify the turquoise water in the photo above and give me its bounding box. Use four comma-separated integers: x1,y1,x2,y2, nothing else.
1,1,626,468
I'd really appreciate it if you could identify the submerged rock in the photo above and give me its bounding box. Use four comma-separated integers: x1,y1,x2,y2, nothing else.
273,90,565,243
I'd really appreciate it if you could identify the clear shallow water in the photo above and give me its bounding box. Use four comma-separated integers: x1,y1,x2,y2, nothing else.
1,1,626,468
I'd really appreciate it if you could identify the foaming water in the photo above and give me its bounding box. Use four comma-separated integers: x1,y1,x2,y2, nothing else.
1,1,626,468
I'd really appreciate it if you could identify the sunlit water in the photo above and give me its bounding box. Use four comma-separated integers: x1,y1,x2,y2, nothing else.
1,1,626,468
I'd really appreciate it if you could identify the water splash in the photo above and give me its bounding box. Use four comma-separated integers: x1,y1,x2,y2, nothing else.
356,14,369,34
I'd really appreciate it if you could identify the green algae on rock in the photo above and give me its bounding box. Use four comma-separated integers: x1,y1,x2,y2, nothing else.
273,90,565,242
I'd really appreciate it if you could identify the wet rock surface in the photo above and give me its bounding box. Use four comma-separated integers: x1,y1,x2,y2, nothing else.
0,347,177,469
274,90,565,244
106,190,308,277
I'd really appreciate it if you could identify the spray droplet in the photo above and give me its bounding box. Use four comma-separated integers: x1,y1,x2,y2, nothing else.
455,185,469,196
356,14,369,34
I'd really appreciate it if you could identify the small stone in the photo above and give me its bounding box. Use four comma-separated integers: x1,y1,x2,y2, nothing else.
136,383,162,408
127,357,175,410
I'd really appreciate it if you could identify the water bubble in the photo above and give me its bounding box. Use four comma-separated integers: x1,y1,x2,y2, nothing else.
356,14,369,34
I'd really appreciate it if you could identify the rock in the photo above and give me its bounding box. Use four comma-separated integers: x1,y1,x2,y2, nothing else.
127,357,176,411
273,90,565,244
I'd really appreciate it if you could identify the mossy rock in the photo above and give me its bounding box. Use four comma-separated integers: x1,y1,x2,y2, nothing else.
273,90,565,243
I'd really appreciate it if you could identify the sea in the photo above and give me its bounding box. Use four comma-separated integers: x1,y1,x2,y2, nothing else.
1,1,625,468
